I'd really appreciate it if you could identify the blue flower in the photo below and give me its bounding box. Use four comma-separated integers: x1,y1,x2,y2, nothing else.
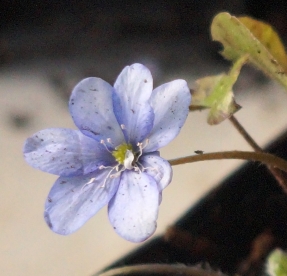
23,63,191,242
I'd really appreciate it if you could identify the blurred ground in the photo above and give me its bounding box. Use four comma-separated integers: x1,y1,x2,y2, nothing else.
1,1,287,276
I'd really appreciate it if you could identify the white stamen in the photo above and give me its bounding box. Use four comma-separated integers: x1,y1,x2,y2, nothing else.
100,139,112,153
135,139,149,162
101,164,124,187
141,164,159,173
87,177,96,184
81,177,96,192
110,166,125,179
120,124,126,130
106,138,115,146
101,166,117,187
99,138,157,187
99,165,114,170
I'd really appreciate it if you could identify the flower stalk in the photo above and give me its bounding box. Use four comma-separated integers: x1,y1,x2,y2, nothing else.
97,264,228,276
229,115,287,193
169,151,287,175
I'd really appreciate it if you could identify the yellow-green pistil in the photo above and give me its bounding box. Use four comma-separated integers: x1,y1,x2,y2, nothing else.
112,143,134,164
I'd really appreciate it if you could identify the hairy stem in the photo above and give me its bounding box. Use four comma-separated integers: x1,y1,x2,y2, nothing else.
229,115,287,193
169,151,287,175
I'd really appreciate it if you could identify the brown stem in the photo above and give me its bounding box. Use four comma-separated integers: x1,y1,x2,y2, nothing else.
96,264,227,276
229,115,261,151
229,115,287,193
168,151,287,177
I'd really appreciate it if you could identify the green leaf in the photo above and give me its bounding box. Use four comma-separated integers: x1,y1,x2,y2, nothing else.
190,56,245,125
238,16,287,71
211,12,287,90
266,248,287,276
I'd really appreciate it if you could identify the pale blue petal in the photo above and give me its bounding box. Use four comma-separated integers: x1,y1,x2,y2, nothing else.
69,77,124,147
44,169,120,235
23,128,114,176
139,153,172,191
144,80,191,152
108,170,159,242
113,63,154,145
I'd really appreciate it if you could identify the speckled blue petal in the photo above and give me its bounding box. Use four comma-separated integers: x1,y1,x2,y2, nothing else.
23,128,114,176
108,170,159,242
144,80,191,152
139,153,172,191
44,169,120,235
113,64,154,146
69,77,125,147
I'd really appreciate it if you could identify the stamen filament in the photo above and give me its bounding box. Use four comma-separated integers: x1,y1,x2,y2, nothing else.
81,177,96,192
136,139,149,162
99,165,114,170
101,166,118,188
100,140,112,153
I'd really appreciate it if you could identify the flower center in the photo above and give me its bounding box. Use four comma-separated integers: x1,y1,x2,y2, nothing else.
84,139,153,189
112,143,134,165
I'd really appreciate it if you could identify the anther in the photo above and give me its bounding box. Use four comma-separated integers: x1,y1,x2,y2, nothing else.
107,138,114,146
120,124,126,130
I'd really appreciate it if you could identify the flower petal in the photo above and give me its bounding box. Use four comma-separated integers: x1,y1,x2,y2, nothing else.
44,169,120,235
113,63,154,145
140,152,172,191
144,80,191,152
69,77,124,146
23,128,114,176
108,170,159,242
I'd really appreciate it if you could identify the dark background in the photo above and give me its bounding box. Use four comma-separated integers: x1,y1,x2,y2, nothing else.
1,1,287,85
3,0,263,131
